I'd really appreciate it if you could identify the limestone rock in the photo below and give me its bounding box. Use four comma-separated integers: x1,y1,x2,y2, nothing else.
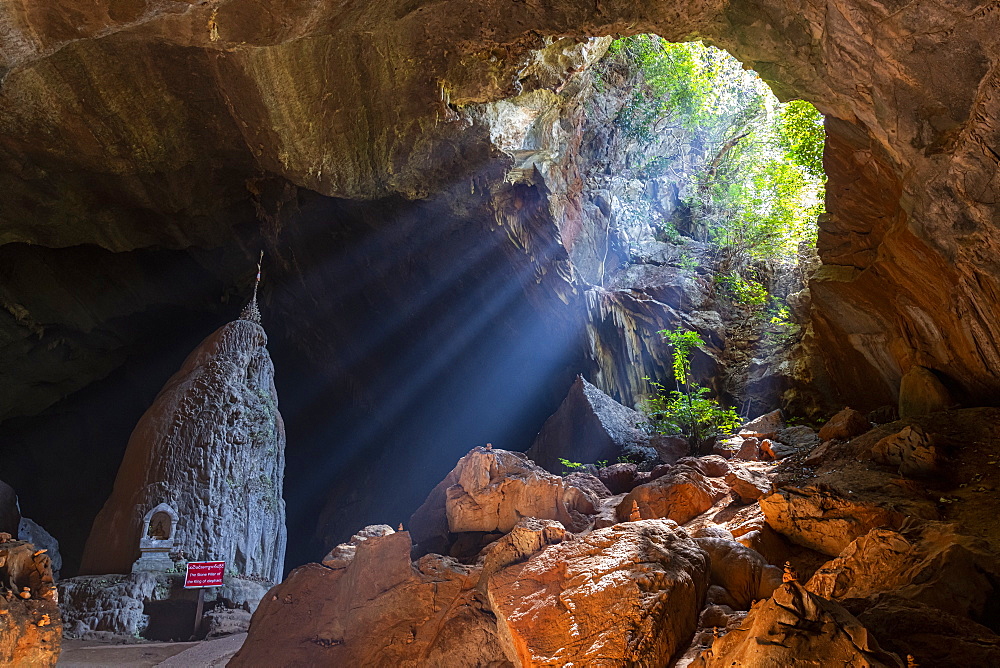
870,425,939,476
734,437,759,461
203,607,252,639
80,320,286,582
760,486,904,556
649,434,690,465
478,518,566,595
853,595,1000,668
525,375,650,473
0,539,61,667
616,465,726,524
739,410,783,439
0,479,19,535
676,456,730,478
723,467,773,504
231,531,510,667
445,447,595,534
597,462,642,494
806,523,1000,624
59,572,269,640
777,425,821,449
486,520,709,666
690,582,903,667
562,472,612,499
899,366,952,418
321,524,395,569
17,519,61,581
818,407,871,441
694,537,782,609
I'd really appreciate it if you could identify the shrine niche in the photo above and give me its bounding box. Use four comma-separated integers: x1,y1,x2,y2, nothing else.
131,503,178,573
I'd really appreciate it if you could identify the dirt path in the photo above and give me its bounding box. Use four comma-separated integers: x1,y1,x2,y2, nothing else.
58,634,246,667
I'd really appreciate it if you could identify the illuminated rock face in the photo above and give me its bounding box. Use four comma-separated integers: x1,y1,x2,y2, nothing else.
486,520,709,666
79,320,286,581
0,538,61,667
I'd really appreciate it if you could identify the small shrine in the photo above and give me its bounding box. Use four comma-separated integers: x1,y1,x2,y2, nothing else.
131,502,178,573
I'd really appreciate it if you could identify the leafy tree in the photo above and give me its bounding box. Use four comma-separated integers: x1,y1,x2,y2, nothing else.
643,328,741,451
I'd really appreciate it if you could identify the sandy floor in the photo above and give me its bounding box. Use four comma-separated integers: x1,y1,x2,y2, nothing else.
58,633,246,667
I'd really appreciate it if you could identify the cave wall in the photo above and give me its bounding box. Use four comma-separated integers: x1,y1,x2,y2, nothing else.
3,0,1000,565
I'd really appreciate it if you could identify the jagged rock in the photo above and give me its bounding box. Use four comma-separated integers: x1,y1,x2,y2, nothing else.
818,407,871,441
739,410,783,439
445,447,595,534
760,486,905,556
59,572,269,640
597,462,642,494
616,465,726,524
321,525,395,569
17,519,61,580
724,467,773,504
0,480,19,535
777,424,821,449
803,440,834,466
690,582,903,667
486,520,709,666
734,437,759,461
694,537,782,609
870,425,939,476
0,539,61,666
562,472,612,499
676,456,729,478
231,531,510,667
806,523,1000,624
477,518,566,595
525,375,651,473
852,595,1000,668
899,366,952,418
650,434,690,465
80,319,286,582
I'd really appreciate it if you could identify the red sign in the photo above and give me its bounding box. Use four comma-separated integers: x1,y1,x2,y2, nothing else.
184,561,225,588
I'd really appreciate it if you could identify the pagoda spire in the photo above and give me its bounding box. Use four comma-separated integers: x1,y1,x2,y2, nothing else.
240,251,263,324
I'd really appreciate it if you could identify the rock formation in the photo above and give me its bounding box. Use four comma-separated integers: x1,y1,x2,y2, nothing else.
486,520,709,666
79,318,286,581
690,581,903,667
0,538,61,666
525,375,653,472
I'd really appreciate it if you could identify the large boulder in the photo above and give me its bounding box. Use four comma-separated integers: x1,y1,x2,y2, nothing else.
486,520,709,666
616,465,726,524
80,319,286,581
694,537,782,610
806,523,1000,625
525,375,651,472
409,447,594,556
690,581,903,667
818,407,871,441
445,447,595,534
231,531,509,667
870,425,939,476
898,365,952,418
760,486,906,557
723,466,773,504
0,538,61,667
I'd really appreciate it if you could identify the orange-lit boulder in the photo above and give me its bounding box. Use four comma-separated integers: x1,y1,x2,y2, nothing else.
487,520,709,666
0,539,61,667
818,407,870,441
694,537,782,609
615,465,726,524
690,581,903,667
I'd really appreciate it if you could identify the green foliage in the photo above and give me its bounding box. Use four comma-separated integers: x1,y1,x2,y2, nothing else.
778,100,825,179
558,458,586,475
678,252,699,271
644,382,742,444
604,36,826,268
607,36,759,139
643,328,741,446
715,273,768,306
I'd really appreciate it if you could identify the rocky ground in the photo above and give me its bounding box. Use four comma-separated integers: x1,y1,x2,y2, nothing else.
224,404,1000,667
